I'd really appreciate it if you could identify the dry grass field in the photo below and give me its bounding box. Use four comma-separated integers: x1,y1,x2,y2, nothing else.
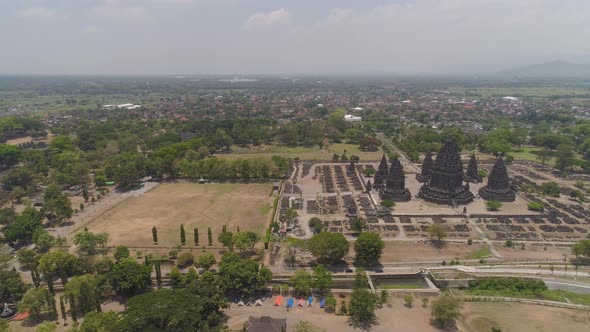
88,183,273,247
379,242,485,262
461,302,590,332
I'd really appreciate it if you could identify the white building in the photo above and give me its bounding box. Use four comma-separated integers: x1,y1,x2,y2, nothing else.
344,114,362,122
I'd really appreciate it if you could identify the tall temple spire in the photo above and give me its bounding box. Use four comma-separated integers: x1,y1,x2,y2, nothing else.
416,151,434,182
417,139,474,205
380,158,411,201
373,154,389,190
464,154,482,183
479,157,515,202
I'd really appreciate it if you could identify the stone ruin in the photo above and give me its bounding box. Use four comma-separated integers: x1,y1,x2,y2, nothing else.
418,139,474,205
464,154,482,183
373,154,389,190
479,156,515,202
416,150,433,183
380,158,411,202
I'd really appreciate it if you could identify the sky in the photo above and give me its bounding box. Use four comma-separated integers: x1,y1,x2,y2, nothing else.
1,0,590,75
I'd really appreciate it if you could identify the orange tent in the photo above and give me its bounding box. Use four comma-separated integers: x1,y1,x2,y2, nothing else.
12,312,30,321
274,295,283,306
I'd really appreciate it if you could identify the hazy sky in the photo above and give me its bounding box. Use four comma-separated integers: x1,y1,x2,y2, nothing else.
2,0,589,75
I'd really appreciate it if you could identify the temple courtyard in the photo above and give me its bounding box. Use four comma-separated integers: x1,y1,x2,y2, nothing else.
275,140,590,268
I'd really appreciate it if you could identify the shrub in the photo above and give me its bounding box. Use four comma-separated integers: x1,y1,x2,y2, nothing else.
485,200,502,211
168,250,178,259
381,199,395,208
404,295,413,308
176,252,194,269
527,202,544,212
541,182,560,197
113,245,130,261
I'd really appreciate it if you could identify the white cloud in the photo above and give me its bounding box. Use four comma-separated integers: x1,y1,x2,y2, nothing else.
244,8,291,30
16,7,56,20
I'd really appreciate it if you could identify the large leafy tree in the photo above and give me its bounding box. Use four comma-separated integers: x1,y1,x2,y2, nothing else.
218,252,272,297
0,269,27,303
233,231,259,254
18,287,55,322
109,258,152,296
103,153,145,188
289,269,314,296
354,232,384,267
3,207,43,244
78,311,119,332
73,230,110,254
117,289,225,332
42,193,73,224
65,274,100,315
38,250,83,287
308,232,350,264
312,265,333,294
349,288,378,324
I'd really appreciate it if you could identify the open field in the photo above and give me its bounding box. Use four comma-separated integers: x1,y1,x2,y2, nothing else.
448,86,590,98
87,183,273,247
380,242,486,262
461,302,590,332
0,91,169,113
218,143,383,161
226,295,443,332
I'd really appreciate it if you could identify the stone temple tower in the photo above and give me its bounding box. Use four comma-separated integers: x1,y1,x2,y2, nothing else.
418,139,474,205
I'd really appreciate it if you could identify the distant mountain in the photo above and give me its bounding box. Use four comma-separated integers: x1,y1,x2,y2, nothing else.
498,60,590,78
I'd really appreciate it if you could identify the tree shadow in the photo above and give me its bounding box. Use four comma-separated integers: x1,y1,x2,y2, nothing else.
429,318,460,331
348,316,378,331
430,240,446,249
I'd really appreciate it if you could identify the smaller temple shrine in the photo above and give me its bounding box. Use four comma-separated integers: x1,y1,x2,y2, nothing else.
464,154,482,183
347,160,356,175
479,157,515,202
416,151,433,182
380,158,411,202
365,179,373,192
373,154,389,190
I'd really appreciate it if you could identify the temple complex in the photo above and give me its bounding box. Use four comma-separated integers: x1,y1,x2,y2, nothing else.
416,151,433,182
417,139,474,205
464,154,482,183
373,154,389,190
380,158,411,202
479,157,515,202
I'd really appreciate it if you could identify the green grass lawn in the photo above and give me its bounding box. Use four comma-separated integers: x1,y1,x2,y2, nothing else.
509,147,556,166
468,245,492,259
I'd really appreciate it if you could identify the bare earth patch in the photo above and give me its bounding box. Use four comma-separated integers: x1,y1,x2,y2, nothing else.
461,302,590,332
226,296,442,332
88,183,273,247
380,242,484,262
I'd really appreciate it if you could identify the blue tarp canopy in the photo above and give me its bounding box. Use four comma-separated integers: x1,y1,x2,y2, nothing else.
286,298,294,308
319,298,325,308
